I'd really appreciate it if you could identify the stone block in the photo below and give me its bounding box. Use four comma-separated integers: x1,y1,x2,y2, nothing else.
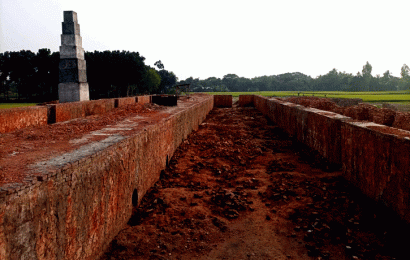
61,34,82,47
59,46,84,59
62,22,80,35
59,59,86,70
59,68,87,83
63,11,78,23
58,82,89,103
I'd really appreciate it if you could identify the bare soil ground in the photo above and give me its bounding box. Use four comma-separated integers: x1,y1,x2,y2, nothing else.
100,105,409,260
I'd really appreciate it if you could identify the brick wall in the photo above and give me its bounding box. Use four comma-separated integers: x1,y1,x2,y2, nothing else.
341,122,410,223
251,95,410,223
0,106,48,134
137,95,151,104
115,97,136,108
213,95,232,108
1,96,152,132
50,99,116,123
239,95,254,107
0,94,214,260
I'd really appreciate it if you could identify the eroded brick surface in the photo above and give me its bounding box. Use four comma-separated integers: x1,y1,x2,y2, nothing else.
0,106,48,134
115,97,136,108
251,94,410,224
136,95,151,104
239,95,254,107
51,99,116,123
213,95,232,108
0,94,213,260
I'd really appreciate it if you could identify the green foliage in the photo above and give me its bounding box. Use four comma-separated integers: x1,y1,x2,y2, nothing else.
143,68,161,93
85,50,147,98
0,49,178,101
178,61,402,94
399,64,410,90
154,60,164,70
157,69,177,93
0,103,37,109
205,90,410,103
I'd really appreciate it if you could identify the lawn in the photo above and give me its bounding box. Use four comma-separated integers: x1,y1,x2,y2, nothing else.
0,103,38,109
205,91,410,103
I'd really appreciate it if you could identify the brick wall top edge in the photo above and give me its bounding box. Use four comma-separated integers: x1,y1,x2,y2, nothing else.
302,107,352,120
0,94,213,196
346,120,410,140
54,98,115,107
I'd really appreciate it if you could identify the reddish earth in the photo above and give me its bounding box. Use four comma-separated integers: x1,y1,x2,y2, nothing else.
100,104,409,260
0,103,168,185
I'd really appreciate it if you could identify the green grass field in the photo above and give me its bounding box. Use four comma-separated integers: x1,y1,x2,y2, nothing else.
206,91,410,103
0,103,37,109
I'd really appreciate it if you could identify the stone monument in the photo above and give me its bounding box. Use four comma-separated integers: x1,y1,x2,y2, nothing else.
58,11,89,103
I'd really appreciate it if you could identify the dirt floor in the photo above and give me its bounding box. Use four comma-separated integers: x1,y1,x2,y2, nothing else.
100,104,409,260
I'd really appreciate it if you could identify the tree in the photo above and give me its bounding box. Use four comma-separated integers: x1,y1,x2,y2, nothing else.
85,50,147,97
157,70,177,93
143,68,161,93
0,53,11,100
380,70,395,90
154,60,164,70
362,61,373,91
362,61,372,77
222,74,239,91
399,64,410,90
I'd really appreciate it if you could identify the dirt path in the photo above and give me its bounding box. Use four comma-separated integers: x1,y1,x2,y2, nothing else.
100,105,408,260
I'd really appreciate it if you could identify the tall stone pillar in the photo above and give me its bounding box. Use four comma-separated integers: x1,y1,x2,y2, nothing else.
58,11,89,103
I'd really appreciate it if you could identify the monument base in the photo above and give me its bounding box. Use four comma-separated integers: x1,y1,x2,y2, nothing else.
58,82,90,103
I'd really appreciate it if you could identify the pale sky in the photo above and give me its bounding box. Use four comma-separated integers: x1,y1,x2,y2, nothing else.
1,0,410,81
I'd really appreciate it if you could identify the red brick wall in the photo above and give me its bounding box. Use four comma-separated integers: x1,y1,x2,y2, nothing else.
137,95,151,104
214,95,232,108
51,99,116,123
0,106,48,134
0,97,152,132
115,97,136,108
341,122,410,223
253,96,349,165
250,94,410,224
0,94,213,260
239,95,254,107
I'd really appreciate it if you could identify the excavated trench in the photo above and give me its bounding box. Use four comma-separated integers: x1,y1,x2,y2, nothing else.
100,104,409,260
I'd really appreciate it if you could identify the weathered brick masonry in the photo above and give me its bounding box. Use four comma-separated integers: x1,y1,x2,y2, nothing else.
50,99,116,123
115,97,137,108
239,95,254,107
0,106,48,134
136,95,151,104
0,96,152,131
248,95,410,223
0,94,213,260
253,95,348,165
213,95,232,108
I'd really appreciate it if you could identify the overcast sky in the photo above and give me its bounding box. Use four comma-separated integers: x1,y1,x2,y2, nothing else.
1,0,410,81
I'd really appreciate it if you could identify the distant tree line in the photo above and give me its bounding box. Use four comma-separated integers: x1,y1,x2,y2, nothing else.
2,52,409,103
178,61,410,93
0,49,177,102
